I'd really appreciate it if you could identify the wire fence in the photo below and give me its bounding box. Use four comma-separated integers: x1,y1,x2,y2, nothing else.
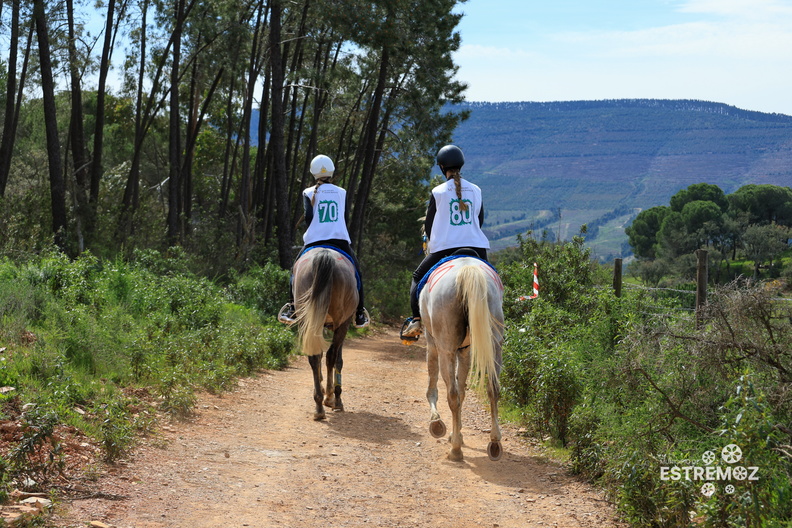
612,253,792,322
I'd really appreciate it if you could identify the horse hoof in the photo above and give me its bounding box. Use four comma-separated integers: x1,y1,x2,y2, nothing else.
487,441,503,461
429,420,447,438
448,448,464,462
333,403,344,412
314,412,326,421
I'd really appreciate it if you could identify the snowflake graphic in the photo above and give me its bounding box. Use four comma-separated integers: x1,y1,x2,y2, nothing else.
725,485,736,494
701,483,716,497
721,444,743,464
701,450,716,465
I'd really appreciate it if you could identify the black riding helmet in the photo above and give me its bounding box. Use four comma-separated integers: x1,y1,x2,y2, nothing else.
436,145,464,175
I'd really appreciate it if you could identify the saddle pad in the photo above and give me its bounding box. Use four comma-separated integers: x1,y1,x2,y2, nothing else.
299,245,361,290
415,255,498,299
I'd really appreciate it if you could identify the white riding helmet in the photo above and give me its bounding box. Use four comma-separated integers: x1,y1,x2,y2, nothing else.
310,154,335,179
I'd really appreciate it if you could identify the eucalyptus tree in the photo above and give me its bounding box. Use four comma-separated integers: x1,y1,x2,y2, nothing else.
32,0,68,251
91,0,128,227
118,0,163,242
65,0,92,251
0,0,30,198
315,0,468,254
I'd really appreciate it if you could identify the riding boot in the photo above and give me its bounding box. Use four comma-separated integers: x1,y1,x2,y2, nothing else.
354,308,370,328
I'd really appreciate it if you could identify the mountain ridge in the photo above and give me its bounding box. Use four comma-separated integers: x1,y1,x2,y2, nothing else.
449,99,792,259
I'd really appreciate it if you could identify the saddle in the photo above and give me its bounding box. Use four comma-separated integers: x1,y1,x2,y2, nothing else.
415,250,497,300
300,244,362,291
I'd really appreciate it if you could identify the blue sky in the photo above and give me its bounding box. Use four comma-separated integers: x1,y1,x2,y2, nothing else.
452,0,792,115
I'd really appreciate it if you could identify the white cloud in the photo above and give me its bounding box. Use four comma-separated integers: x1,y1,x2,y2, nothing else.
551,16,792,61
678,0,792,19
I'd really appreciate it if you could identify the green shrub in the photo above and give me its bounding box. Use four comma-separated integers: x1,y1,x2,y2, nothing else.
227,263,291,319
696,375,792,527
0,251,297,490
502,313,584,445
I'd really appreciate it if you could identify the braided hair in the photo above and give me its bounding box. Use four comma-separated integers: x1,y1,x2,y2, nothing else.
310,177,332,206
448,170,468,212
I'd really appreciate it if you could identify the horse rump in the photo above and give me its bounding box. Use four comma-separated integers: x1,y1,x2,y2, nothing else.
455,264,499,392
296,251,335,356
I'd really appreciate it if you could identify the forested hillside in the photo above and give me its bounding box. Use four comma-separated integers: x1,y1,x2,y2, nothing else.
451,100,792,259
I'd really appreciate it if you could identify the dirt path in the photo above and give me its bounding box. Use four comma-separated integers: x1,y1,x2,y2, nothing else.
52,328,623,528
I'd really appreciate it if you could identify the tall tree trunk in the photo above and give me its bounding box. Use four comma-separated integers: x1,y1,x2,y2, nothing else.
269,0,292,268
183,59,200,236
182,66,223,234
236,1,264,252
0,0,21,196
252,65,271,221
167,0,186,245
219,77,237,218
33,0,68,251
66,0,90,253
289,38,337,232
90,0,118,232
350,45,389,252
119,0,149,242
282,0,310,208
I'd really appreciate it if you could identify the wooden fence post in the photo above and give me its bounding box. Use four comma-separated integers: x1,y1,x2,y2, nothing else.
695,249,708,328
613,258,623,298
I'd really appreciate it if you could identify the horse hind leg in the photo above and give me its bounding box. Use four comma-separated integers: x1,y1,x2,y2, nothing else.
487,378,503,461
439,350,464,461
308,354,326,420
326,342,345,412
323,343,337,409
426,337,446,438
447,346,471,461
324,326,348,411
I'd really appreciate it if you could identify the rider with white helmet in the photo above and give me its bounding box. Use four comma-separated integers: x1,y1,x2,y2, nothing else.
279,155,369,328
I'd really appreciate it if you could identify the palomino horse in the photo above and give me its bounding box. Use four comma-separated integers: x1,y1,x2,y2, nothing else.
419,255,504,461
293,246,358,420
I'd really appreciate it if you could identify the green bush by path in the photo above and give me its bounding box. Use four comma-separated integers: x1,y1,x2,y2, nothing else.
0,250,295,489
499,230,792,526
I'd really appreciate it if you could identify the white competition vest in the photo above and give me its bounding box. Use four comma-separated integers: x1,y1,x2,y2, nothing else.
302,183,351,244
427,177,490,253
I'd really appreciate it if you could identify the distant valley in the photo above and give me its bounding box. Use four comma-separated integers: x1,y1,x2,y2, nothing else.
449,100,792,260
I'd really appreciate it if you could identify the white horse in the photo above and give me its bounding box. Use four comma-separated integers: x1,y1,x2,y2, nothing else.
293,247,358,420
419,256,505,461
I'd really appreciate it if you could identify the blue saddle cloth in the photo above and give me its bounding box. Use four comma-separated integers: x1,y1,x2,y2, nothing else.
299,245,362,290
415,255,498,299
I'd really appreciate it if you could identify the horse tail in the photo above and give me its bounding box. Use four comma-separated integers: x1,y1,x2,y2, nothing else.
297,252,335,356
456,264,498,392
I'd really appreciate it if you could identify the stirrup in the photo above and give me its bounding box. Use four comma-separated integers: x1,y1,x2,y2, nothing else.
278,303,297,325
399,317,422,344
354,308,370,329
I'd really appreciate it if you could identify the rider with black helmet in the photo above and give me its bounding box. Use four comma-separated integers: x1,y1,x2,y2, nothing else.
400,145,490,340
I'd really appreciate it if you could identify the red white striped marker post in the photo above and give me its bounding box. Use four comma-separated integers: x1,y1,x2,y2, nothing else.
517,262,539,301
